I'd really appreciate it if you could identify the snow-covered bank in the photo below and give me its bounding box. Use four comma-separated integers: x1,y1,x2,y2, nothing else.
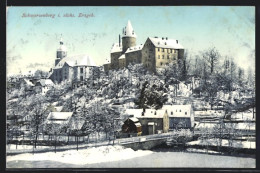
7,145,153,166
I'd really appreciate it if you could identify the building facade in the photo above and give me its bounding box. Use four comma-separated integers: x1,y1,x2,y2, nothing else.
104,20,184,73
49,37,98,84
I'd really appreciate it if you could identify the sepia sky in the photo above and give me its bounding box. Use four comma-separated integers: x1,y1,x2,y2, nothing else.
6,6,255,76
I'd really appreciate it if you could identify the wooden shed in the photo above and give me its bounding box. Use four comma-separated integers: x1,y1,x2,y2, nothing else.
122,117,142,137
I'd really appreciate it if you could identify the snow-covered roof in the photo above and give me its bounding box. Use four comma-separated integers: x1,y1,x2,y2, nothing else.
47,112,73,121
140,109,166,118
111,43,122,53
118,54,125,60
148,37,184,49
125,109,143,117
122,20,137,38
54,106,63,112
38,79,54,86
125,44,143,53
22,78,34,86
129,117,139,123
135,122,141,127
54,54,97,69
162,105,192,118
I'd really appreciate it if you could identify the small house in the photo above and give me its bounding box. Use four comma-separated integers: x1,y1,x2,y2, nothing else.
121,117,142,137
35,79,54,95
44,112,73,134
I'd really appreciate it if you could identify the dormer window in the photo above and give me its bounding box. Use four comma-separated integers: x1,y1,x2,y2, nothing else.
171,111,173,115
185,112,187,115
180,110,181,112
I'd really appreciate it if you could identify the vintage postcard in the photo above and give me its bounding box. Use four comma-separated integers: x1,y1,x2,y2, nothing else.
6,6,255,168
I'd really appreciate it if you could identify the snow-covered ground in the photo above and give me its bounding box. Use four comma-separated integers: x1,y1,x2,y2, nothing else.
6,145,255,168
7,145,152,166
187,139,255,149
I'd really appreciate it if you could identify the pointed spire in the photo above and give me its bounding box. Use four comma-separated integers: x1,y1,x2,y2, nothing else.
122,20,136,38
60,34,63,45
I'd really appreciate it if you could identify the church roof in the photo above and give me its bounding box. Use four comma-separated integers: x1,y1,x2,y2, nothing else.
125,44,143,53
111,43,122,53
148,37,184,49
54,54,97,69
122,20,137,38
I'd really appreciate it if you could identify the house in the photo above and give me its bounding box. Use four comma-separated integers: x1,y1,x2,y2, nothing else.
121,117,142,137
35,79,54,95
44,112,73,134
20,78,35,91
161,105,195,130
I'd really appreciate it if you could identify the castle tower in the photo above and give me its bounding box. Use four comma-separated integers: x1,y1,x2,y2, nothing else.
122,20,137,53
55,35,67,66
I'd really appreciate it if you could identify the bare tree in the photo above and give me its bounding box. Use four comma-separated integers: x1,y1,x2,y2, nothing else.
202,47,220,74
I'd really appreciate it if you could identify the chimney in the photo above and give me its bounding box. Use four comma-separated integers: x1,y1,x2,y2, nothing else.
176,40,178,44
119,34,121,47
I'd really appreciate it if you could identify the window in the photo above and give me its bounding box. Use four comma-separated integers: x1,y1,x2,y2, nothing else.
171,49,173,53
80,68,83,73
80,76,83,81
174,50,177,53
162,55,164,59
162,48,164,52
158,48,160,51
158,55,160,59
180,110,181,112
185,112,187,115
171,111,173,115
167,55,169,59
160,62,163,66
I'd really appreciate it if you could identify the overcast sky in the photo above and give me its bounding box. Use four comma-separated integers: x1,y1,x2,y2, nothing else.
6,6,255,76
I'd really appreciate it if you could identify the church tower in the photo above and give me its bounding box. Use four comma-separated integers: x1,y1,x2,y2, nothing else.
122,20,137,53
55,35,67,66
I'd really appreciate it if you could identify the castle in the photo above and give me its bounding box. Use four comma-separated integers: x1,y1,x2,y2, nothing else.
49,37,98,85
104,20,185,73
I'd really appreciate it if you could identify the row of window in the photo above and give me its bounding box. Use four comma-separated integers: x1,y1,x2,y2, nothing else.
158,48,177,53
158,55,177,60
